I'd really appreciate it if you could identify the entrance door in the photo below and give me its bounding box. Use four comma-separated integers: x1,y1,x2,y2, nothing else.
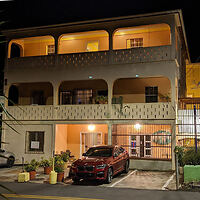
80,133,102,156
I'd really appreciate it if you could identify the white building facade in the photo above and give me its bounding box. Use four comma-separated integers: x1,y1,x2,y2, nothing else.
2,10,189,170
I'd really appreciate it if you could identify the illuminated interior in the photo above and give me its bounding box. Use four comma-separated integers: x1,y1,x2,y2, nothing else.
55,124,108,159
113,23,171,50
8,82,53,105
58,30,109,54
59,80,108,105
112,124,172,159
8,36,55,58
113,77,171,103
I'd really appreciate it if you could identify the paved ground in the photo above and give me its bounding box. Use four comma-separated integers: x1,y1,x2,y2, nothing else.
0,166,176,190
1,182,200,200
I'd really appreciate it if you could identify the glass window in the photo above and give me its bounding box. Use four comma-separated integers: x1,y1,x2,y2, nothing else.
127,38,143,48
26,131,44,153
145,86,158,103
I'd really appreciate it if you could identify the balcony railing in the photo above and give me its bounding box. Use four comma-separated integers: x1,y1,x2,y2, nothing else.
4,102,174,121
7,45,171,70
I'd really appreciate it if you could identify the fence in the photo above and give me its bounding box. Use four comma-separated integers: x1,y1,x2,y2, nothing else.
177,104,200,148
112,124,172,160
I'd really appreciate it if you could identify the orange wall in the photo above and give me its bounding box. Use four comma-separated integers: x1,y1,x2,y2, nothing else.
113,77,171,103
59,37,109,54
113,30,170,50
55,124,68,154
66,124,108,159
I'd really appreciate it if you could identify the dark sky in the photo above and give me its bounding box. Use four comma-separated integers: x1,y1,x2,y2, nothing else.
0,0,199,62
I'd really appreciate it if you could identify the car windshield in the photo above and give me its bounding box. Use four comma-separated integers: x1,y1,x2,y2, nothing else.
85,147,113,157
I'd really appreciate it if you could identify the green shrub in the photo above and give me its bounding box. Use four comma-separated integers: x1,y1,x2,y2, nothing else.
54,155,65,173
39,157,52,167
182,147,200,166
61,152,70,162
174,146,185,167
25,159,39,172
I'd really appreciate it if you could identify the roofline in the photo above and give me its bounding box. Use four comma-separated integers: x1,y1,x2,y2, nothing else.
2,9,184,33
176,10,191,63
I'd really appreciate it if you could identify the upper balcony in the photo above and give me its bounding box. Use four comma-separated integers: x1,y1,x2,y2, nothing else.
4,77,175,121
7,24,172,70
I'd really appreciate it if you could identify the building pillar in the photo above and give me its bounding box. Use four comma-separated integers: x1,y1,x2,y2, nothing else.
107,80,113,118
52,82,59,106
108,122,112,145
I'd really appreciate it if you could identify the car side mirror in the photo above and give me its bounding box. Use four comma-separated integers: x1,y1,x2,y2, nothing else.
82,153,86,156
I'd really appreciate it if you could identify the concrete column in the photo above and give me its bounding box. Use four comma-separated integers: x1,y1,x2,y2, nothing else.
108,29,114,64
107,80,113,118
52,82,59,106
108,122,112,145
53,35,59,54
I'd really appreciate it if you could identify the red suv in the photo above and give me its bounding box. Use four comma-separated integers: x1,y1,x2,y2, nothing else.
69,145,129,183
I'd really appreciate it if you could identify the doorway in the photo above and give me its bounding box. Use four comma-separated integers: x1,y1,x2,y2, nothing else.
80,132,102,156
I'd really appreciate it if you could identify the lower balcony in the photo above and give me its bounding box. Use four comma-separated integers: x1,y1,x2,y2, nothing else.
4,102,174,121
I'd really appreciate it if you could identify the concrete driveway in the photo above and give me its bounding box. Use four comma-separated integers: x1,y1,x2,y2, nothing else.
103,170,176,190
0,166,176,190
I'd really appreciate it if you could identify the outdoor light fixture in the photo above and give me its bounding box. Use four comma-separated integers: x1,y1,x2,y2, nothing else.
136,74,139,77
88,75,93,79
88,124,95,131
134,123,141,130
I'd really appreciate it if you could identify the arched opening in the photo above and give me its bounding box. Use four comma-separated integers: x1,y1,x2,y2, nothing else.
8,36,55,58
10,43,22,58
8,85,19,106
59,79,108,105
113,23,171,50
8,82,53,105
113,77,171,103
58,30,109,54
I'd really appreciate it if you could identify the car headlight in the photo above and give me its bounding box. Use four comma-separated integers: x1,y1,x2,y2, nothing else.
96,164,107,169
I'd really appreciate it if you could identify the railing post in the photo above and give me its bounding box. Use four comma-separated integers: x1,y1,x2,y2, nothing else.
194,105,198,153
175,152,180,190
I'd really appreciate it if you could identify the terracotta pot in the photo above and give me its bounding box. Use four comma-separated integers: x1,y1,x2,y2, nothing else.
44,166,53,175
57,172,64,182
29,171,36,180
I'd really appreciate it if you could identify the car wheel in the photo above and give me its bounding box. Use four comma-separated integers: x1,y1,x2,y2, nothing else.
106,167,113,184
123,160,129,174
7,156,15,168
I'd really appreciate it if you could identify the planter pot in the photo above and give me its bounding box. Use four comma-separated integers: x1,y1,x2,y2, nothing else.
29,171,36,180
57,172,64,182
44,166,53,175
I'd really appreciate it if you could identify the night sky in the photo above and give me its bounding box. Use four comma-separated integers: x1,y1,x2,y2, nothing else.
0,0,199,62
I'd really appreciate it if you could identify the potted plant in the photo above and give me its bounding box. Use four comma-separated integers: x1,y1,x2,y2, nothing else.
24,159,39,180
39,157,53,175
54,155,65,182
95,96,108,104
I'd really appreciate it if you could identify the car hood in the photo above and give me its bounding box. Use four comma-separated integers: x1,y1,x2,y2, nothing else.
75,156,110,165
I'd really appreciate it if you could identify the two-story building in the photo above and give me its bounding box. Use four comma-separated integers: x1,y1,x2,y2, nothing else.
1,10,190,170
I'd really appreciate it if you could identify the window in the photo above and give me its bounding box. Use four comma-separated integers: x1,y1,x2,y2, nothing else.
145,135,151,156
127,38,143,49
26,131,44,153
60,91,72,105
47,45,55,55
86,41,99,52
75,89,93,104
145,87,158,103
